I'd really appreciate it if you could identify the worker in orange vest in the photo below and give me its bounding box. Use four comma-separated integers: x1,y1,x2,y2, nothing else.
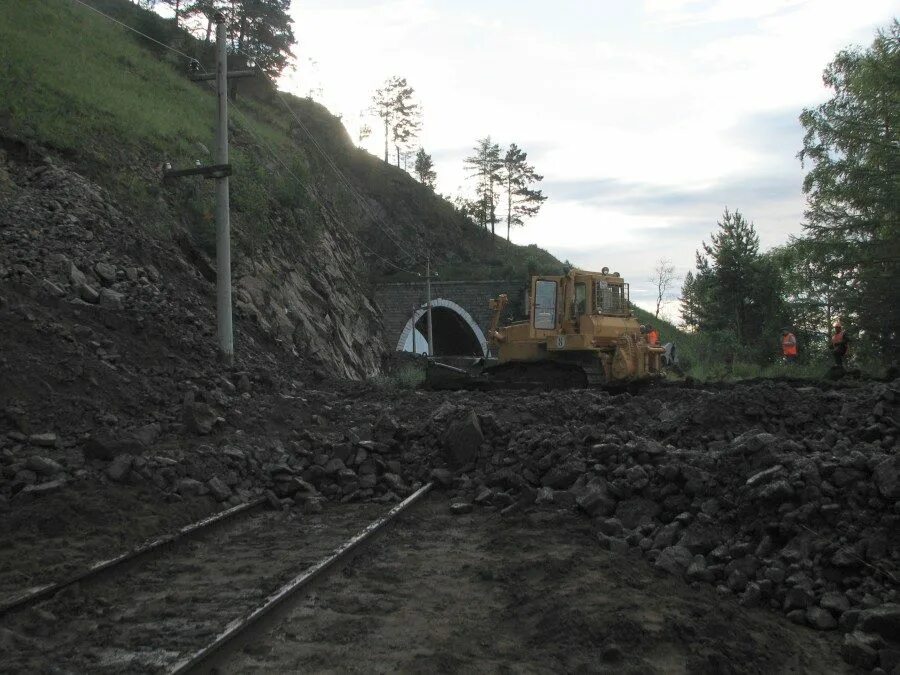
832,324,850,368
647,325,660,346
781,327,798,364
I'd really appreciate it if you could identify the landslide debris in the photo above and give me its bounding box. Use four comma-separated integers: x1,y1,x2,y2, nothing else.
409,380,899,668
1,140,897,673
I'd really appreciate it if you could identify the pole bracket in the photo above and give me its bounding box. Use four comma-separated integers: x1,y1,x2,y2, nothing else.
163,164,232,182
190,70,256,82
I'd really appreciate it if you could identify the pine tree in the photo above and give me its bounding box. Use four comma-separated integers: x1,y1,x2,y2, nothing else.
499,143,546,242
464,137,502,235
691,208,787,359
181,0,223,41
358,123,372,147
679,270,699,330
798,20,900,357
371,76,420,165
228,0,295,80
414,149,437,188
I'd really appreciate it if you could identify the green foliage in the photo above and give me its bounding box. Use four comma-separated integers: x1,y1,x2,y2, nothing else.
226,0,295,80
798,20,900,358
370,362,424,390
0,0,325,252
688,208,788,363
464,137,502,235
371,76,420,165
413,148,436,188
767,239,836,362
0,0,213,156
500,143,547,243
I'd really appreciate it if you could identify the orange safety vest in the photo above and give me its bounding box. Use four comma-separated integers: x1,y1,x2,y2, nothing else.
648,330,660,346
781,332,797,357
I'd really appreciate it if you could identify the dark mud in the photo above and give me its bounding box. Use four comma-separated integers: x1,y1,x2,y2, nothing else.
224,496,849,674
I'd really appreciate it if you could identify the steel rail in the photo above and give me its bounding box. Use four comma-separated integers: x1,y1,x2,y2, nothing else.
0,496,267,617
168,482,434,675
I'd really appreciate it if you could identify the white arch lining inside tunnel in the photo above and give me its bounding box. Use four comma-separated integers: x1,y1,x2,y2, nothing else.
395,298,488,356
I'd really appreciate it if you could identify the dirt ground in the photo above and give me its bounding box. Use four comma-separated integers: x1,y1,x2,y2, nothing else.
225,495,849,674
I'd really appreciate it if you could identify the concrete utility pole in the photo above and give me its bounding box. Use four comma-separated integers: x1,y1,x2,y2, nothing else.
425,256,434,356
214,13,233,365
163,19,253,364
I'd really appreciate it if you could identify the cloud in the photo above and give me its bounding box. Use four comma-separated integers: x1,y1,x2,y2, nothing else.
281,0,894,319
544,172,801,217
645,0,808,27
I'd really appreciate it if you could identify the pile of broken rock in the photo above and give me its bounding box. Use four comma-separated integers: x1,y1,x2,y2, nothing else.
419,383,898,671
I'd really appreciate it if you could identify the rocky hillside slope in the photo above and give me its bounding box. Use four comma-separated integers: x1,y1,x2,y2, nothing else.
0,0,564,380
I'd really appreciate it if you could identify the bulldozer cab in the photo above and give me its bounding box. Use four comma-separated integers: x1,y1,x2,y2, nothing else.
529,270,631,330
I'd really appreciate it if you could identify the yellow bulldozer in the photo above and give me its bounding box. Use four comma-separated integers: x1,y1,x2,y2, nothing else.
426,268,667,389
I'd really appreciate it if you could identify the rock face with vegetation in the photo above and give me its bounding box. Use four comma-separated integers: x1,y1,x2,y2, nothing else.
0,154,383,378
0,0,563,379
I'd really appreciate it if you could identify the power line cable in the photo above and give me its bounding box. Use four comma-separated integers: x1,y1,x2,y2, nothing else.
225,98,420,275
66,0,421,276
228,45,422,260
70,0,199,64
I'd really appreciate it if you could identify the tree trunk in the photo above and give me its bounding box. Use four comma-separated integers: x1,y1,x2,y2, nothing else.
205,18,212,43
488,175,495,238
229,17,247,101
506,175,512,242
174,0,180,28
383,120,389,162
396,145,400,167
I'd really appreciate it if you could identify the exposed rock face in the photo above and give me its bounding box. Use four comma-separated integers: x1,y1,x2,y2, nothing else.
234,232,382,380
0,158,384,392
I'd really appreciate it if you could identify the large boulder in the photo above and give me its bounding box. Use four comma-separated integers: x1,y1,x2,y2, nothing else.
841,632,881,670
857,604,900,642
615,497,659,529
576,484,616,517
183,393,218,435
442,409,483,468
105,454,133,482
84,434,143,460
873,456,899,500
542,459,586,489
655,545,692,578
25,456,63,476
678,520,724,554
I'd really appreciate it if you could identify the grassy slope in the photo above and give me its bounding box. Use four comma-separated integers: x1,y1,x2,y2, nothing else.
0,0,562,282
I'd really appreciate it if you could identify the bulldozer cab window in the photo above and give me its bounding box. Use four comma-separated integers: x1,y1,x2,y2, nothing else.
574,282,587,315
534,280,557,329
596,281,626,314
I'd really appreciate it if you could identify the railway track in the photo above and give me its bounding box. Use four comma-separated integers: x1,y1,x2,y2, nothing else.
0,484,432,673
0,497,267,618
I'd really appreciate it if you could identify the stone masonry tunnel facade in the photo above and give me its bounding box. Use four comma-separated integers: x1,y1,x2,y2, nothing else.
375,280,526,357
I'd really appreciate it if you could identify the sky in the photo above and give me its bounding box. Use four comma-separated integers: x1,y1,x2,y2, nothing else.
280,0,896,319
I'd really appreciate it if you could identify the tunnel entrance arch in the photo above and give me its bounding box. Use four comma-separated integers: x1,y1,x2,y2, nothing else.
396,298,488,357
